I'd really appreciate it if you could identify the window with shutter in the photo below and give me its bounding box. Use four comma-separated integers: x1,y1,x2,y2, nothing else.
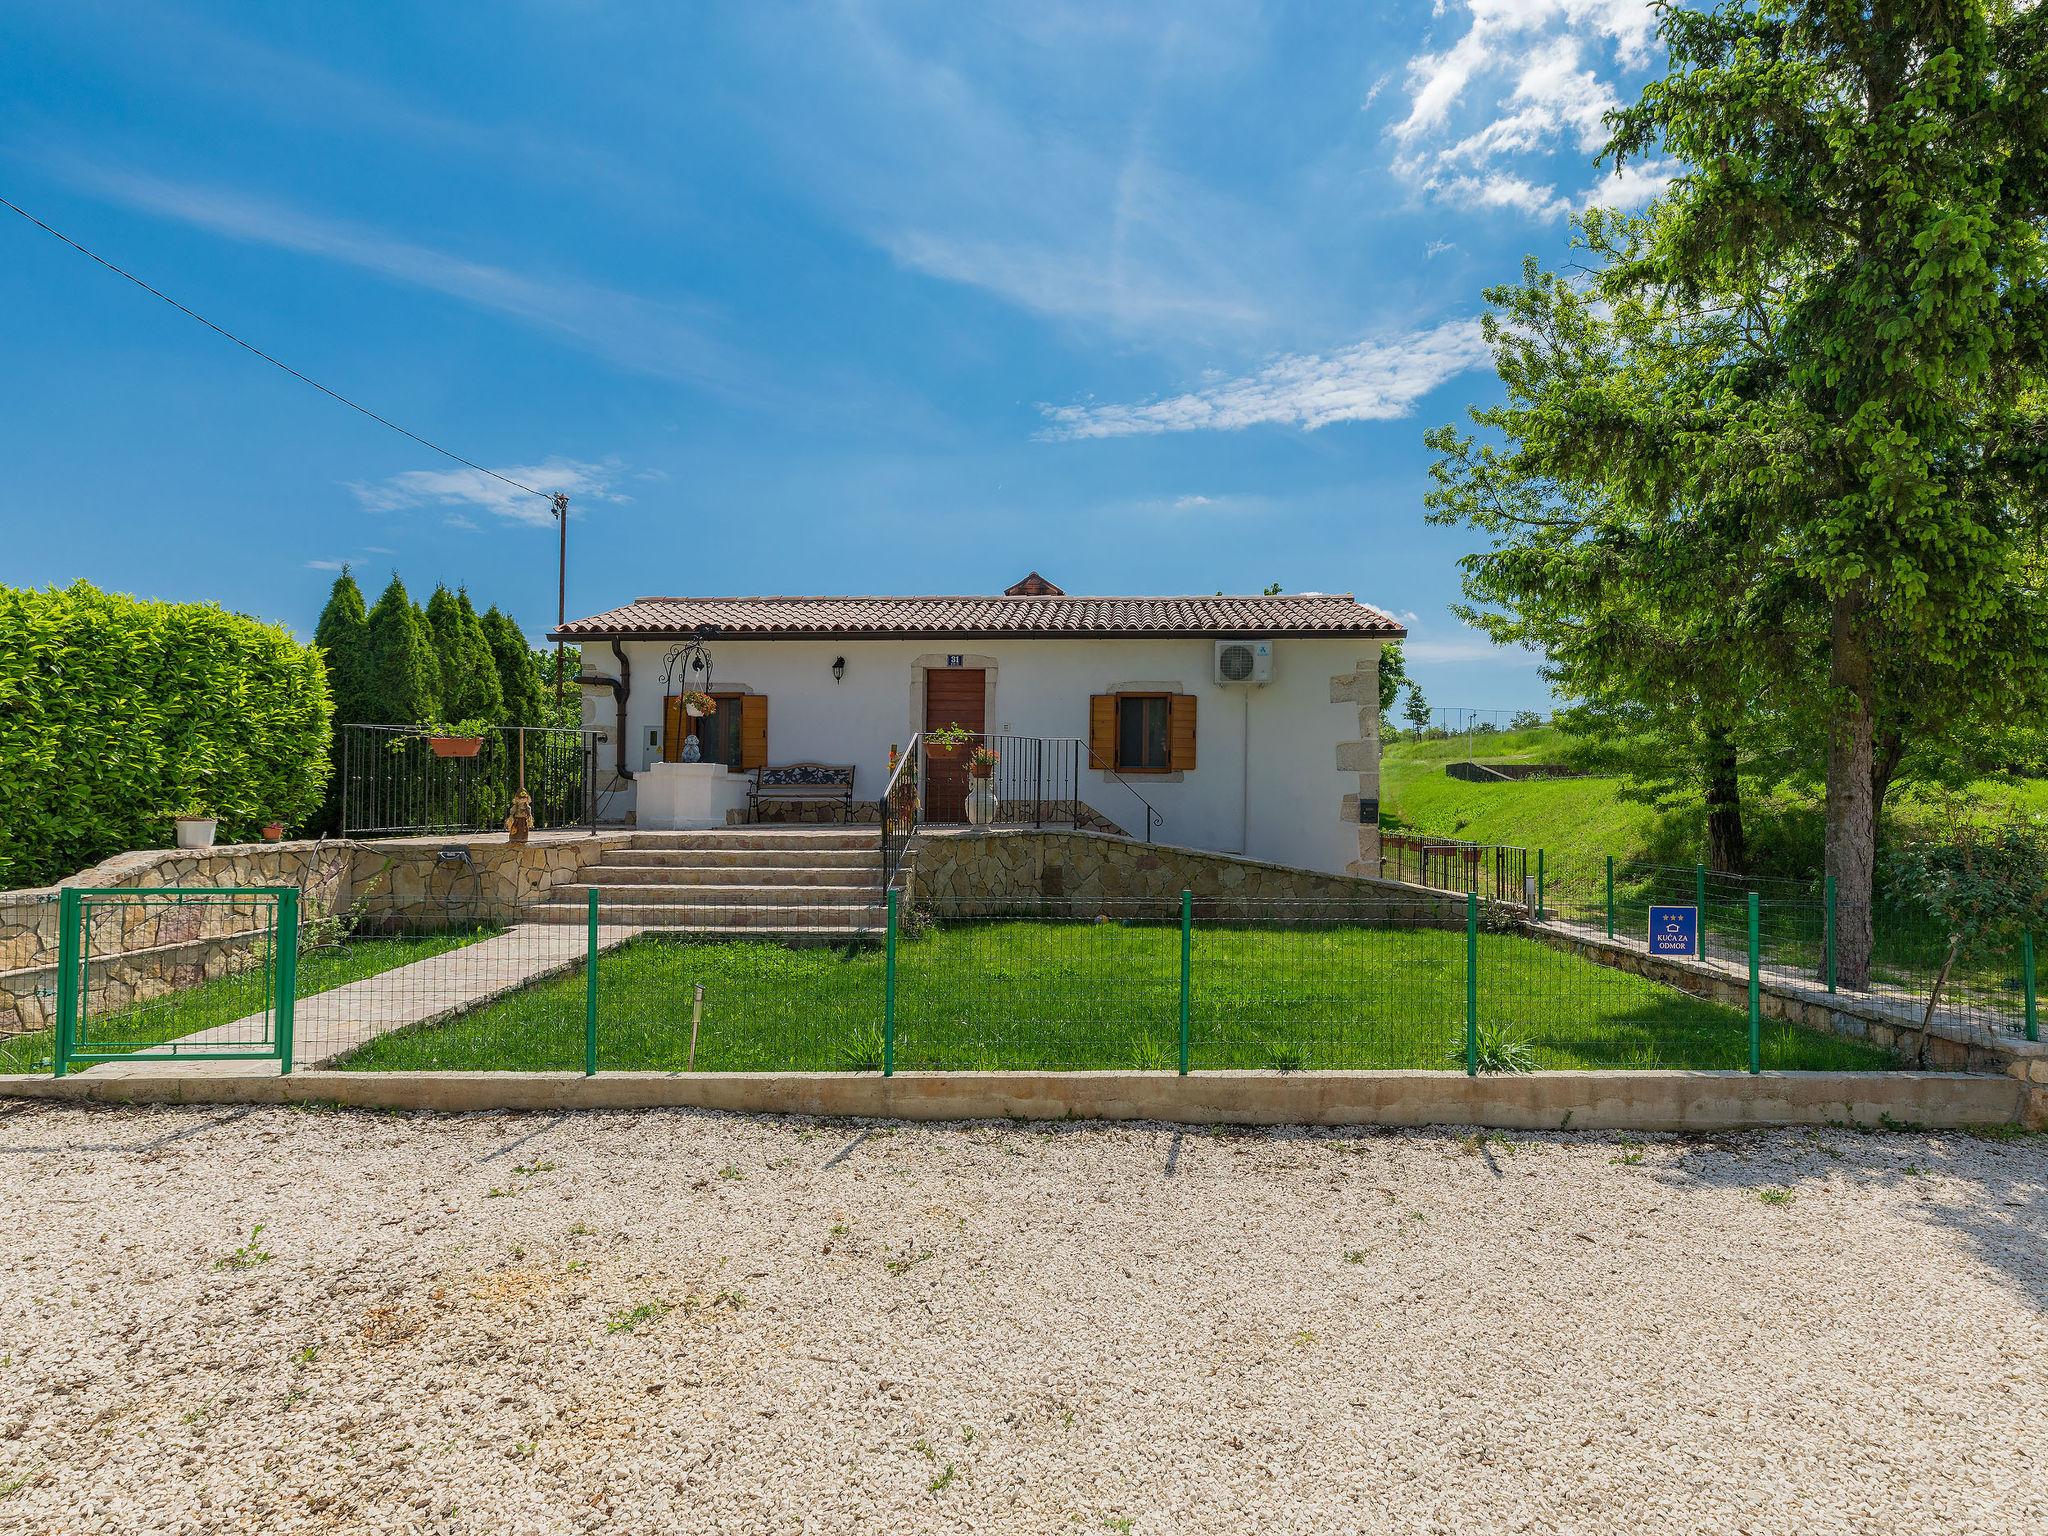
1088,694,1115,770
740,694,768,770
1168,693,1196,772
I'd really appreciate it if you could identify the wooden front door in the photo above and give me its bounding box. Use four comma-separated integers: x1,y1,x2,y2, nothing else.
922,668,986,824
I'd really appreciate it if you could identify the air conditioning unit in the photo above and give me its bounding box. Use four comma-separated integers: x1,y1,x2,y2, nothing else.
1214,639,1274,686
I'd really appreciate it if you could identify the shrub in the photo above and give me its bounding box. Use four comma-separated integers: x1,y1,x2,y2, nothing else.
0,581,332,887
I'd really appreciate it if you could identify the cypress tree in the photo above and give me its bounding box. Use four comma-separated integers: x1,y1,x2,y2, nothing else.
311,567,372,727
414,590,446,721
423,584,501,725
481,606,545,727
364,575,440,726
454,588,506,724
311,566,372,832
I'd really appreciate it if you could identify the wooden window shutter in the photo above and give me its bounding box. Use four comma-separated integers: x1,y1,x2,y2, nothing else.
1088,694,1116,770
1168,693,1197,772
739,694,768,770
661,696,683,763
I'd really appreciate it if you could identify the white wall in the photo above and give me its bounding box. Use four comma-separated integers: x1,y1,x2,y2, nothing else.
577,635,1381,876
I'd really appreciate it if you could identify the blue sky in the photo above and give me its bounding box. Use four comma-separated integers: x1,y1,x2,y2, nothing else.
1,1,1671,713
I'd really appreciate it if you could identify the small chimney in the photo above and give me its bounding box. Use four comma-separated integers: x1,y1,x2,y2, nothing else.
1004,571,1064,596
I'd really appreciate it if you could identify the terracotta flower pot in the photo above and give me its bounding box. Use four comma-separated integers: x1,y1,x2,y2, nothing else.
429,735,484,759
261,822,284,842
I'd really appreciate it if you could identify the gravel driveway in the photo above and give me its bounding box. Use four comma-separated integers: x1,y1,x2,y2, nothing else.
0,1103,2041,1535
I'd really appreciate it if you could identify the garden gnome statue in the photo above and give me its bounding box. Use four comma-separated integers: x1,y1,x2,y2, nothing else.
505,788,534,844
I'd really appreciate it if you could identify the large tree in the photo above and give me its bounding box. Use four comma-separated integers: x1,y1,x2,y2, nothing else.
1602,0,2048,983
1425,228,1825,874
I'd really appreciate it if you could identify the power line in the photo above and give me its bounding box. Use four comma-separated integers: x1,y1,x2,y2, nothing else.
0,193,553,504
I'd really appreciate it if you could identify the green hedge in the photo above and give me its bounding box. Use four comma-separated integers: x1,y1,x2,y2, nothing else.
0,582,333,888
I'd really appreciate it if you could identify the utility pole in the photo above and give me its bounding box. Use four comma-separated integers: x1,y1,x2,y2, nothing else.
553,492,570,715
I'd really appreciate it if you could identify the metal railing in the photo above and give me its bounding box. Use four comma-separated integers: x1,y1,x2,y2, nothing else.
909,733,1161,840
1381,833,1530,904
339,724,598,838
879,732,920,892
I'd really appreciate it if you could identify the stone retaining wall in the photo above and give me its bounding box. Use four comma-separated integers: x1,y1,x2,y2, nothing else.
0,832,621,1037
908,828,1465,920
1525,920,2048,1128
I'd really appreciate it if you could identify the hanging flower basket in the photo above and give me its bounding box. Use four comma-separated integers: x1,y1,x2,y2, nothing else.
680,690,716,719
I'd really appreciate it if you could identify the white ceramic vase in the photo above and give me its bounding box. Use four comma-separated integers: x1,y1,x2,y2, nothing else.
965,779,998,827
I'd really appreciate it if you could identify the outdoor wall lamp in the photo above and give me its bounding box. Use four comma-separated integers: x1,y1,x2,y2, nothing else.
832,656,846,683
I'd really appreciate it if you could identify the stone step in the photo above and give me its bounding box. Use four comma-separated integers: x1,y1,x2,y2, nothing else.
553,922,879,946
530,899,886,929
574,863,879,889
625,829,878,852
554,881,876,906
595,847,883,870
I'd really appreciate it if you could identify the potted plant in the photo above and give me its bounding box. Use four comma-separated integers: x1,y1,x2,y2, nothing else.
965,744,1000,827
261,820,285,843
679,691,716,719
424,718,492,758
173,807,217,849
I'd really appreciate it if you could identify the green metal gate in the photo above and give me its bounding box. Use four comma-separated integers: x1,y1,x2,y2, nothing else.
54,887,297,1076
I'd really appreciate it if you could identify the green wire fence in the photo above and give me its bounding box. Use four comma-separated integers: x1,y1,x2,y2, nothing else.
10,883,1939,1079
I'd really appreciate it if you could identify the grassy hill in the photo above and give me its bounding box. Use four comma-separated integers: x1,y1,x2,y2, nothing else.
1380,723,2048,897
1380,727,1658,896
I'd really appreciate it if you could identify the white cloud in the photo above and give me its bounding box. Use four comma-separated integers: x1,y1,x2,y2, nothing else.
1389,1,1663,220
1039,319,1491,439
1173,494,1217,509
39,156,747,388
1597,156,1679,208
348,456,629,529
736,6,1294,341
1434,171,1570,219
303,559,346,571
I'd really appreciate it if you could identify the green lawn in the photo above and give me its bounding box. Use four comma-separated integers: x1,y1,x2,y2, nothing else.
335,923,1896,1074
1383,726,2038,1033
1,929,498,1073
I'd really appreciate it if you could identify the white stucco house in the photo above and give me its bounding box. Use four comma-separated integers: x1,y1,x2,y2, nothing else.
553,573,1403,878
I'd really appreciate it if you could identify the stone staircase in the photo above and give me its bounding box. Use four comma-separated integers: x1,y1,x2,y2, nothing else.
531,828,893,938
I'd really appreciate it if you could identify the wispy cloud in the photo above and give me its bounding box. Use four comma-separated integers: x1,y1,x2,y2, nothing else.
1388,0,1663,220
347,456,630,529
37,156,745,388
303,559,346,572
1039,319,1490,439
736,5,1294,342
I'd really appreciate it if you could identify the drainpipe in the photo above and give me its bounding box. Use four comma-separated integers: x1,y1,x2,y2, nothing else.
570,638,633,782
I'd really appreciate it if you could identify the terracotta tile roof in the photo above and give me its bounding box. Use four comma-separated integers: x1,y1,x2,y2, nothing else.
552,592,1405,641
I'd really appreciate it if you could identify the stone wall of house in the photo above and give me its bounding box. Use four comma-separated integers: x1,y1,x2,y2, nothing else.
907,828,1464,921
0,831,624,1038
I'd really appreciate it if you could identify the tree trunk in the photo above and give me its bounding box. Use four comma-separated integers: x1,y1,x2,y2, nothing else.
1871,726,1905,833
1825,591,1878,989
1703,727,1746,874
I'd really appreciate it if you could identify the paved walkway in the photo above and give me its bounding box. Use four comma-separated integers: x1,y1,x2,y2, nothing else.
84,923,643,1077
